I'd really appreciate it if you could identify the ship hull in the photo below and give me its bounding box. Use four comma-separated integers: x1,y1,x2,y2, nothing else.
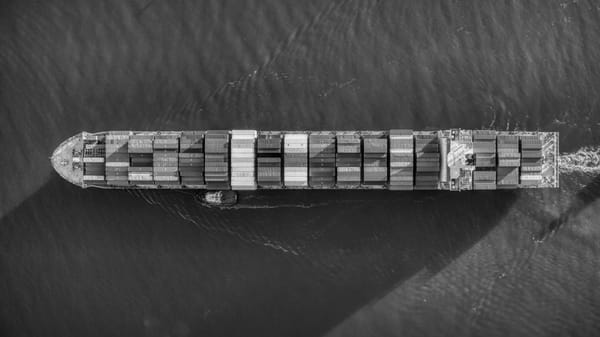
51,129,559,191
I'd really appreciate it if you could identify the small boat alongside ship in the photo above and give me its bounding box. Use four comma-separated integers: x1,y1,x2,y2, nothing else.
201,190,238,207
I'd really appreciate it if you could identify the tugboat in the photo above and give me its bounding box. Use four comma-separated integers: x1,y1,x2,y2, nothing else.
201,190,238,207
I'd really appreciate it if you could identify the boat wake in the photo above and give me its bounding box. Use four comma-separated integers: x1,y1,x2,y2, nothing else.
205,203,329,210
527,145,600,244
126,189,304,256
558,146,600,174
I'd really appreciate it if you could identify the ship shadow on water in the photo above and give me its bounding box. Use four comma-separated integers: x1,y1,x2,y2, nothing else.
1,176,519,337
534,173,600,243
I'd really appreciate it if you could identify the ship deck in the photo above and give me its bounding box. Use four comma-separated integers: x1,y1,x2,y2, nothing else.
50,129,559,191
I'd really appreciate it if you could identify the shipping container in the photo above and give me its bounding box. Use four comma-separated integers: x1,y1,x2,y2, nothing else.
473,170,496,181
257,133,282,187
309,133,336,188
520,135,542,149
335,133,361,187
497,167,519,186
230,130,257,190
284,133,308,187
414,132,441,189
475,153,496,167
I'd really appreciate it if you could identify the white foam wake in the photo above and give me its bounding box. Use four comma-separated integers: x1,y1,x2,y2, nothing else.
558,146,600,174
211,203,329,210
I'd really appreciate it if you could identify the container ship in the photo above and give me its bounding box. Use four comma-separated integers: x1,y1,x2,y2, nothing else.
51,129,559,192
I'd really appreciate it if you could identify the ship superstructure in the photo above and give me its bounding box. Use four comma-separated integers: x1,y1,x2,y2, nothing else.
51,129,559,191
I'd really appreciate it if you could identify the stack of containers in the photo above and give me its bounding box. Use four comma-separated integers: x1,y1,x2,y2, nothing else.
309,133,336,188
362,134,388,185
179,132,204,186
520,135,543,185
284,133,308,187
83,135,106,184
389,130,414,190
127,135,154,184
204,131,230,189
414,132,440,190
257,132,282,187
153,135,179,185
230,130,257,190
335,134,361,187
105,132,130,186
472,132,497,190
496,135,520,188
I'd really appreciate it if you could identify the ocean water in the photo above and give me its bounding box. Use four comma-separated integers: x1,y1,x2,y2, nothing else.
1,0,600,336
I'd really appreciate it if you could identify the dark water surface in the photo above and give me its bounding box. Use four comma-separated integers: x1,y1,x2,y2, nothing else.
1,1,600,336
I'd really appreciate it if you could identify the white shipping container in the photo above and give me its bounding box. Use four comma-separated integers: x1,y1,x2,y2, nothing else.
231,180,255,185
285,143,307,151
231,164,254,170
231,185,257,191
285,142,307,146
231,130,257,138
128,173,153,181
231,133,256,177
232,153,254,158
390,161,413,167
337,167,360,172
153,139,179,143
284,167,308,172
285,181,308,186
231,178,255,186
285,139,307,144
106,162,129,167
284,133,308,140
520,174,542,180
390,135,413,140
284,147,307,154
231,153,255,158
154,176,179,181
83,175,105,181
231,171,254,178
230,125,257,187
106,134,129,140
84,157,105,163
283,169,306,173
284,174,307,179
231,140,255,147
284,179,308,184
178,153,204,158
285,179,308,183
390,148,413,154
153,166,179,172
231,147,254,153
